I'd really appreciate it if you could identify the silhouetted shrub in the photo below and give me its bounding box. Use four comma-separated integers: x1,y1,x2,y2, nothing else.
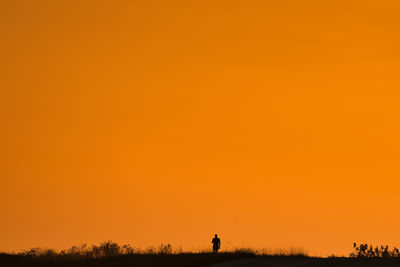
350,243,400,258
145,246,156,254
121,244,134,254
158,243,172,254
91,241,120,258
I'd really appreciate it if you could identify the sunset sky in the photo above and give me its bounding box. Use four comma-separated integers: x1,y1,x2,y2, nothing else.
1,0,400,256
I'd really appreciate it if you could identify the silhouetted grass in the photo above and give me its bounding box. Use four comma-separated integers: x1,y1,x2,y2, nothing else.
5,243,400,267
0,241,259,267
0,241,311,266
259,247,309,257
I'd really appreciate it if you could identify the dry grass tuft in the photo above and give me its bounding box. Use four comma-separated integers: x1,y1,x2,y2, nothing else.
259,247,309,257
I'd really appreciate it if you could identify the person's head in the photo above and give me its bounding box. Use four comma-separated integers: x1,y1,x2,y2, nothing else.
215,234,218,237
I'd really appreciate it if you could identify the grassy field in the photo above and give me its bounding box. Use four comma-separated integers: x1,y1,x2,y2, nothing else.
0,242,303,267
4,253,400,267
0,252,256,267
2,242,400,267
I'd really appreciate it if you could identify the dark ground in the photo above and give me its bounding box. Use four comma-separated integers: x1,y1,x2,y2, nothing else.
207,256,400,267
0,252,253,267
2,253,400,267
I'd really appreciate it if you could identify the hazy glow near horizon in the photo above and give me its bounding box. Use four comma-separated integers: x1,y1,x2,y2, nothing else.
1,0,400,256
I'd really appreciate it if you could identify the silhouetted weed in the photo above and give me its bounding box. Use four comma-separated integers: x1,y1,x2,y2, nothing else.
350,243,400,258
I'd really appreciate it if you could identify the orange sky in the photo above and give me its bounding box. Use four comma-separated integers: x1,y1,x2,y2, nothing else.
1,0,400,256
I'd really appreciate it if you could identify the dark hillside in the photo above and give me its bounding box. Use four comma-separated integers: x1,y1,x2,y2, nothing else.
0,252,256,267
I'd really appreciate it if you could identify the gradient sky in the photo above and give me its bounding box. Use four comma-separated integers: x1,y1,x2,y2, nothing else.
1,0,400,256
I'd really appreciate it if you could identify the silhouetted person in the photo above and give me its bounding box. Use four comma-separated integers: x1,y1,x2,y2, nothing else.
212,234,221,253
